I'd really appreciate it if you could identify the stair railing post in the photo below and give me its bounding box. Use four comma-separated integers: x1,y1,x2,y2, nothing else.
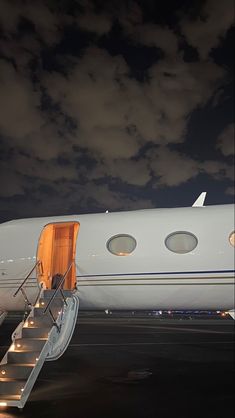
13,260,42,309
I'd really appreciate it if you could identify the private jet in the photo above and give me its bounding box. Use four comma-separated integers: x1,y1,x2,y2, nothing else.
0,193,234,408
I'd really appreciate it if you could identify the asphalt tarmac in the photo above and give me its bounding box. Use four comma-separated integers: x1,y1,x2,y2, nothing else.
0,314,234,418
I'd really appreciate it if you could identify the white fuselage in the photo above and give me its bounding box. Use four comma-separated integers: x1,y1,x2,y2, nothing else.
0,204,234,311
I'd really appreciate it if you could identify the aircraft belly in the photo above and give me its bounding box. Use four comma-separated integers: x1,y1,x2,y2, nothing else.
77,277,234,311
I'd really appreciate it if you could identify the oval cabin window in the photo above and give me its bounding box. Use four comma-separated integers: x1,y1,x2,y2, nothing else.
229,231,235,247
165,231,198,254
107,234,137,256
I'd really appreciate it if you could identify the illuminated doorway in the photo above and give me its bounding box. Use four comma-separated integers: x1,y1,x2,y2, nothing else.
37,222,79,290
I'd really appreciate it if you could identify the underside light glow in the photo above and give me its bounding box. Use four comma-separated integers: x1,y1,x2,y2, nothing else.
0,402,7,406
1,370,6,375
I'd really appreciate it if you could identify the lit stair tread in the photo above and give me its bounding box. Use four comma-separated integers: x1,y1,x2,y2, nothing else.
1,363,35,367
0,394,21,400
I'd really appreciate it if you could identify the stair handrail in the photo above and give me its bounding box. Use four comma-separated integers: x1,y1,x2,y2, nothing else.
13,259,41,299
43,259,75,315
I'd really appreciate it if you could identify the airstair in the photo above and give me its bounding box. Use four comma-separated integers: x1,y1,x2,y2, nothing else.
0,262,79,409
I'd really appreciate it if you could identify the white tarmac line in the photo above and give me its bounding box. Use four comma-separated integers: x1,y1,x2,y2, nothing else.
122,324,231,334
69,341,233,347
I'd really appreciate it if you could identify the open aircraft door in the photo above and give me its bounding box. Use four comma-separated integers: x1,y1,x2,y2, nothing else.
37,222,79,290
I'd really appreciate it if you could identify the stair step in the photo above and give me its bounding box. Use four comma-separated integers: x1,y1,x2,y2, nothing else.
7,350,41,365
37,298,63,309
33,306,61,318
24,316,53,328
0,364,33,379
21,327,51,339
13,338,47,351
0,379,26,396
0,394,21,401
43,289,73,298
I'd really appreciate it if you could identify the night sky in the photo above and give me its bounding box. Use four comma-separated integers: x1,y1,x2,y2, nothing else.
0,0,234,223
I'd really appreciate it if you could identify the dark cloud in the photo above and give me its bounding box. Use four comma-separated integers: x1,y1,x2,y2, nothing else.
0,0,234,222
216,123,235,157
180,0,234,60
